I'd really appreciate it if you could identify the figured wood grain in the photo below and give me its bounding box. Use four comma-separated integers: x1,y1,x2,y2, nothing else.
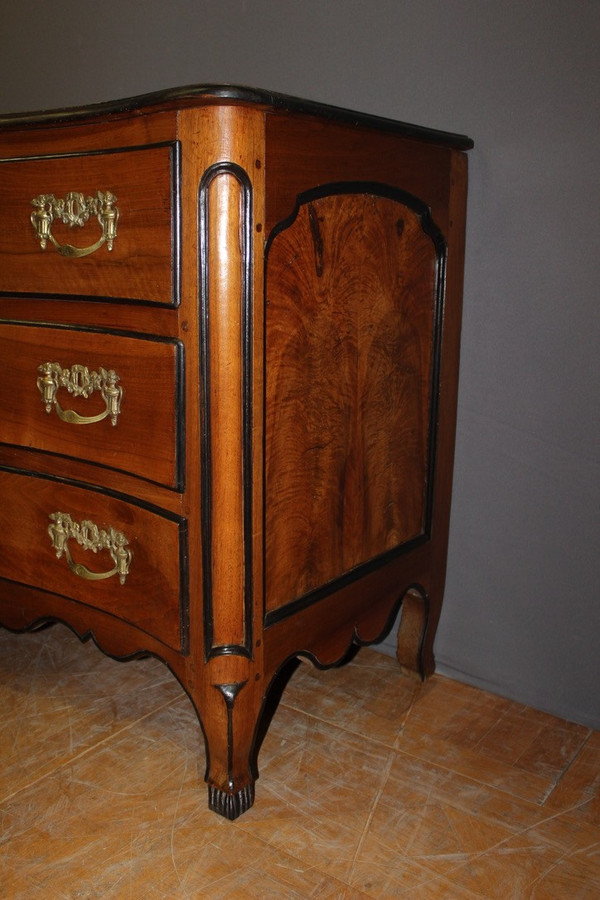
0,88,470,817
0,109,179,157
265,113,453,236
265,192,438,610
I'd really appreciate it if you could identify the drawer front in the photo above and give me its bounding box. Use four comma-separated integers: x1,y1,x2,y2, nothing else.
0,468,188,651
0,323,184,489
0,142,178,305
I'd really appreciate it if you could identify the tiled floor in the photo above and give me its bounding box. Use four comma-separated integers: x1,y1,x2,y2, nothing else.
0,626,598,899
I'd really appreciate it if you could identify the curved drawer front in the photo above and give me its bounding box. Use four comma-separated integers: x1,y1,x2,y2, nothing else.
0,323,183,489
0,142,178,305
0,468,187,651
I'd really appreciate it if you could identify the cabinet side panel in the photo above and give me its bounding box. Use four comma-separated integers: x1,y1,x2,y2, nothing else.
265,190,440,612
264,113,452,235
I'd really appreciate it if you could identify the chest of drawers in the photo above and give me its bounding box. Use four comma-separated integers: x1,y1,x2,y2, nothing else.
0,86,471,819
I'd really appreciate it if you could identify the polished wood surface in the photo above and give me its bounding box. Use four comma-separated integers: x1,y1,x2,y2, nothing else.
0,87,470,818
0,469,186,651
266,191,438,609
0,143,176,304
0,323,182,487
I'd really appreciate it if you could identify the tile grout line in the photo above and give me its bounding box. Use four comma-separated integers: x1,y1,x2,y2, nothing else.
279,697,414,752
408,793,600,898
525,846,575,897
279,696,559,808
539,727,594,805
347,747,396,887
0,695,183,807
394,680,426,742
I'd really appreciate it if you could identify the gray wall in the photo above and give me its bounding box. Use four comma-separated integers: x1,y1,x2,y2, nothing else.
1,1,598,728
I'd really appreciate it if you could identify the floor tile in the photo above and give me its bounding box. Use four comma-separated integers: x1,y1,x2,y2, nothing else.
0,626,182,802
0,626,598,899
282,650,421,746
444,829,600,900
544,731,600,824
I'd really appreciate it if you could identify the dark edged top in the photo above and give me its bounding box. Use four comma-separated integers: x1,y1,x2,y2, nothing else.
0,84,473,150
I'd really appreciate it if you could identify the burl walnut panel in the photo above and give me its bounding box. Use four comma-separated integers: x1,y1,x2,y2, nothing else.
265,188,443,611
0,86,470,820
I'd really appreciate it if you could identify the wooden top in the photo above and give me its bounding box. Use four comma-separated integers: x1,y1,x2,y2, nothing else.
0,84,473,151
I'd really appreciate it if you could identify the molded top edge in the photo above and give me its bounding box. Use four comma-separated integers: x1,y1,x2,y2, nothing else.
0,83,473,150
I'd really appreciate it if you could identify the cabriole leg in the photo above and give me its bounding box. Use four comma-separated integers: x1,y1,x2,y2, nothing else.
396,586,435,680
192,677,263,820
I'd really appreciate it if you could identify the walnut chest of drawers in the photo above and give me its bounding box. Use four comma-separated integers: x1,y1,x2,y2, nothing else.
0,85,471,818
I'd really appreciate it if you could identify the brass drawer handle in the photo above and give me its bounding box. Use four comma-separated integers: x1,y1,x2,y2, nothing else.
37,362,122,426
48,511,132,585
30,190,119,258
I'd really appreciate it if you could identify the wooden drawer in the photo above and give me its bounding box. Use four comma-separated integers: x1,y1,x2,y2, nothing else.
0,322,184,489
0,142,179,305
0,468,188,651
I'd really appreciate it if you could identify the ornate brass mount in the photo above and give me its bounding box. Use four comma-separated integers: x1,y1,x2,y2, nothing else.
48,511,132,585
30,190,119,257
37,362,122,426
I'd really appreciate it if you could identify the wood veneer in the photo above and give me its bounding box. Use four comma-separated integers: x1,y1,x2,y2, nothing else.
0,86,471,818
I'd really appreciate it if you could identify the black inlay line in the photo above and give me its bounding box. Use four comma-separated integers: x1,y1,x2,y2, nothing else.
0,462,184,520
199,162,254,662
0,319,186,492
263,181,447,628
0,140,176,164
0,466,190,653
0,140,182,308
264,535,429,629
0,572,188,655
170,141,182,307
213,681,248,789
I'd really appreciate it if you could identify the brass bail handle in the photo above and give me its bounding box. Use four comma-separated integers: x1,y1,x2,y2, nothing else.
30,190,119,258
37,362,123,426
48,512,132,585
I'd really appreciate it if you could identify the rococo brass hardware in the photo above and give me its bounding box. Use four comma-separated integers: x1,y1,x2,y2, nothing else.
37,362,122,426
48,511,132,585
30,190,119,257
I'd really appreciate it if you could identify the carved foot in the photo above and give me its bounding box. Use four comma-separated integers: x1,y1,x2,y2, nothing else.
208,783,255,820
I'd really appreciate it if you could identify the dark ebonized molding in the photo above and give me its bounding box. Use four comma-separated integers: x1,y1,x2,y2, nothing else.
208,680,254,819
0,609,185,667
0,319,186,492
0,141,182,308
0,85,473,151
170,140,182,307
0,464,190,653
264,182,447,630
208,782,255,820
0,462,185,519
264,583,431,696
199,162,254,662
